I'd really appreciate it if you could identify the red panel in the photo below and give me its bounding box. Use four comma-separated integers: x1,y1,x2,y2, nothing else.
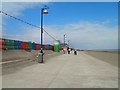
0,44,4,49
36,44,40,50
0,38,4,45
22,42,25,49
26,42,28,49
44,45,47,50
0,38,4,49
2,44,4,49
0,45,1,49
22,42,28,50
50,45,53,50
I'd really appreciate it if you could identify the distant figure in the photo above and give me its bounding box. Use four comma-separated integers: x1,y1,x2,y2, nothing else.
68,48,71,54
74,50,77,55
63,48,66,54
63,49,65,54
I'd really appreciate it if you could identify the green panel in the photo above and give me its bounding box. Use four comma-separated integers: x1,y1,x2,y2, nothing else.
28,42,32,49
8,45,12,49
14,46,18,49
47,45,50,50
10,45,14,49
42,45,44,50
4,39,14,46
4,44,15,49
4,44,8,49
54,41,60,52
9,40,14,45
4,39,10,45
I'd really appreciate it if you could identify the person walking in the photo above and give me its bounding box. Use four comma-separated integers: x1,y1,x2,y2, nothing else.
63,48,65,54
74,49,77,55
68,48,71,54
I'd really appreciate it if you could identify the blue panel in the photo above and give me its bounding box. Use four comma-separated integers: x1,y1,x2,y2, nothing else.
32,43,36,50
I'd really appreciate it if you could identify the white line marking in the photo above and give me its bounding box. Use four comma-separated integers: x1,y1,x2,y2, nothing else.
0,59,25,65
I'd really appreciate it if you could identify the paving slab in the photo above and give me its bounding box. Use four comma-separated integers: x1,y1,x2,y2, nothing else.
2,51,118,88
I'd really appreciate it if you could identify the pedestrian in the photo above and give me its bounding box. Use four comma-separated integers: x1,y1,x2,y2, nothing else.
68,48,71,54
63,48,65,54
74,50,77,55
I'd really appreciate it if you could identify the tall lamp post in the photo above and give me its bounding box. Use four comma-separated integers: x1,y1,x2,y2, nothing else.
39,6,48,63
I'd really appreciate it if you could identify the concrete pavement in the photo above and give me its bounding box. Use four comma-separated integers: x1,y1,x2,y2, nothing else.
2,51,118,88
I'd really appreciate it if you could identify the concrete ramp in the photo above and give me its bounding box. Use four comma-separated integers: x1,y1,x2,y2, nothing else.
1,50,54,62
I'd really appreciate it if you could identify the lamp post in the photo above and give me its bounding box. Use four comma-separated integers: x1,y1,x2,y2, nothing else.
39,6,48,63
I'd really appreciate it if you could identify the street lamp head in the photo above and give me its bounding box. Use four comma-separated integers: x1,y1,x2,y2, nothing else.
43,9,48,14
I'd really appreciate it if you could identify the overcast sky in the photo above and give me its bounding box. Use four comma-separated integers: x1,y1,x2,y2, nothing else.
2,2,118,50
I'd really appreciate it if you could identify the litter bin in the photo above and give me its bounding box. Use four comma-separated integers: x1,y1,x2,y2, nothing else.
37,52,44,63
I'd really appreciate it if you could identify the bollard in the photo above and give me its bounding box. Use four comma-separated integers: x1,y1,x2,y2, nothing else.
37,52,44,63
